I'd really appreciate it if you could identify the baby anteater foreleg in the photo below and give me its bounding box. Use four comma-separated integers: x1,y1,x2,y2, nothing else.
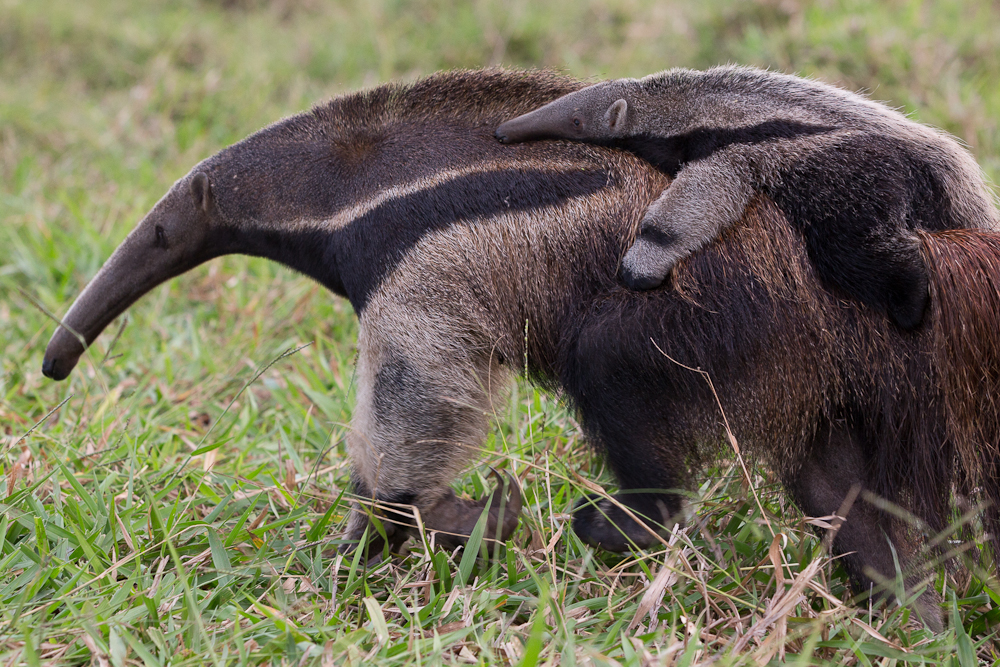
621,146,755,289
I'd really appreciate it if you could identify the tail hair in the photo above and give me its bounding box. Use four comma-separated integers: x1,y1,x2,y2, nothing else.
922,229,1000,566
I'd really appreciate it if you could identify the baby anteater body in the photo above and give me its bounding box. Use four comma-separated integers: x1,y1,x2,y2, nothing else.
497,66,998,329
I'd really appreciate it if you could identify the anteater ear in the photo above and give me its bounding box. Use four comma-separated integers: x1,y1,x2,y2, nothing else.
605,99,628,131
190,172,213,213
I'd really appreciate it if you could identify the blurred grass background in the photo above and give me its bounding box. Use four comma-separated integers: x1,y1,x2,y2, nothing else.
2,0,1000,664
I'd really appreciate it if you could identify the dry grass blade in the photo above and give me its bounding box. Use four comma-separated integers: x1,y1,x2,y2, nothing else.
4,447,32,498
851,618,910,652
731,557,824,655
766,534,789,660
629,529,682,631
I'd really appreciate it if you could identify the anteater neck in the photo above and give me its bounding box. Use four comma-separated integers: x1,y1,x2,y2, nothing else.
222,224,349,299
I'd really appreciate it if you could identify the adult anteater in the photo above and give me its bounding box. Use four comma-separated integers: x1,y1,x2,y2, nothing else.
40,69,1000,629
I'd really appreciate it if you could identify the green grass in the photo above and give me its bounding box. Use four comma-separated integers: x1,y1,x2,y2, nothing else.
3,0,1000,663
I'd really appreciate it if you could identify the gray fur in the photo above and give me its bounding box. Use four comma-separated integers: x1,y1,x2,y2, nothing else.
41,69,638,553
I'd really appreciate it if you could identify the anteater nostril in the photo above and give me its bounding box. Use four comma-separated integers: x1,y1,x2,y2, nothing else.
41,355,70,381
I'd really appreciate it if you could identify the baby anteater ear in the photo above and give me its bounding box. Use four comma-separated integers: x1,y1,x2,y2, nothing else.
190,172,213,213
605,99,628,132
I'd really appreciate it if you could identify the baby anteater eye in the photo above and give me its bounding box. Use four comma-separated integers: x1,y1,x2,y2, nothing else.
154,225,169,249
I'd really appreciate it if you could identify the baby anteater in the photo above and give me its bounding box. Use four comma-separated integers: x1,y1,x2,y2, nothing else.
496,65,998,329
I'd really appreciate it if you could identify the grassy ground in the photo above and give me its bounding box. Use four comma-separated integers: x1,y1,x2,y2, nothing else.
3,0,1000,664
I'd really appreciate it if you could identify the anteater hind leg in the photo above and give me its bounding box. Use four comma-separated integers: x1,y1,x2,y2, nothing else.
572,464,683,552
773,133,932,330
567,309,694,552
342,320,519,553
571,406,687,552
786,421,942,631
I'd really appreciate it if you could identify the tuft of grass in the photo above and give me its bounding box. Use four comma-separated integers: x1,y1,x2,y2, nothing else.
2,0,1000,663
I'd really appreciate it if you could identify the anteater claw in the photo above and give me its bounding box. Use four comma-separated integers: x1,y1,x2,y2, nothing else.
341,469,523,553
494,468,522,531
427,468,523,550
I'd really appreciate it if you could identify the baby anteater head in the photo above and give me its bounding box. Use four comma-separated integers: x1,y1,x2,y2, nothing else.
495,79,636,144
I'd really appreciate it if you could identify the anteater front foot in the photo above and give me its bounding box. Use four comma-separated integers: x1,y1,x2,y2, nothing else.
342,469,522,554
425,469,522,550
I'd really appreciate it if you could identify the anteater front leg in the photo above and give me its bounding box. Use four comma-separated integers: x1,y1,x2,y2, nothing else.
343,318,518,553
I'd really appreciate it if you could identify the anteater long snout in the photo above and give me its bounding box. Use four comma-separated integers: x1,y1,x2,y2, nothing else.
42,175,215,381
41,229,176,381
496,100,574,144
41,228,198,381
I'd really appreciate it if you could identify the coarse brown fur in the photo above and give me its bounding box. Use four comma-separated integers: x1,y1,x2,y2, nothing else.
41,69,1000,629
922,230,1000,559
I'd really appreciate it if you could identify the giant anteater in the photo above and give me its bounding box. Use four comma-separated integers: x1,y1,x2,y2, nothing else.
41,69,1000,629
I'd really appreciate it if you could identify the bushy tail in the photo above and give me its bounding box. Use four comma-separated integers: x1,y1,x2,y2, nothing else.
921,229,1000,566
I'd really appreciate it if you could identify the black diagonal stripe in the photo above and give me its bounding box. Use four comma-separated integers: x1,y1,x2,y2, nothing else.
246,167,613,312
339,167,613,311
609,120,836,177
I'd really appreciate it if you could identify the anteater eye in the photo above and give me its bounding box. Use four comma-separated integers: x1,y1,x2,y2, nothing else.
573,118,581,127
154,225,168,249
